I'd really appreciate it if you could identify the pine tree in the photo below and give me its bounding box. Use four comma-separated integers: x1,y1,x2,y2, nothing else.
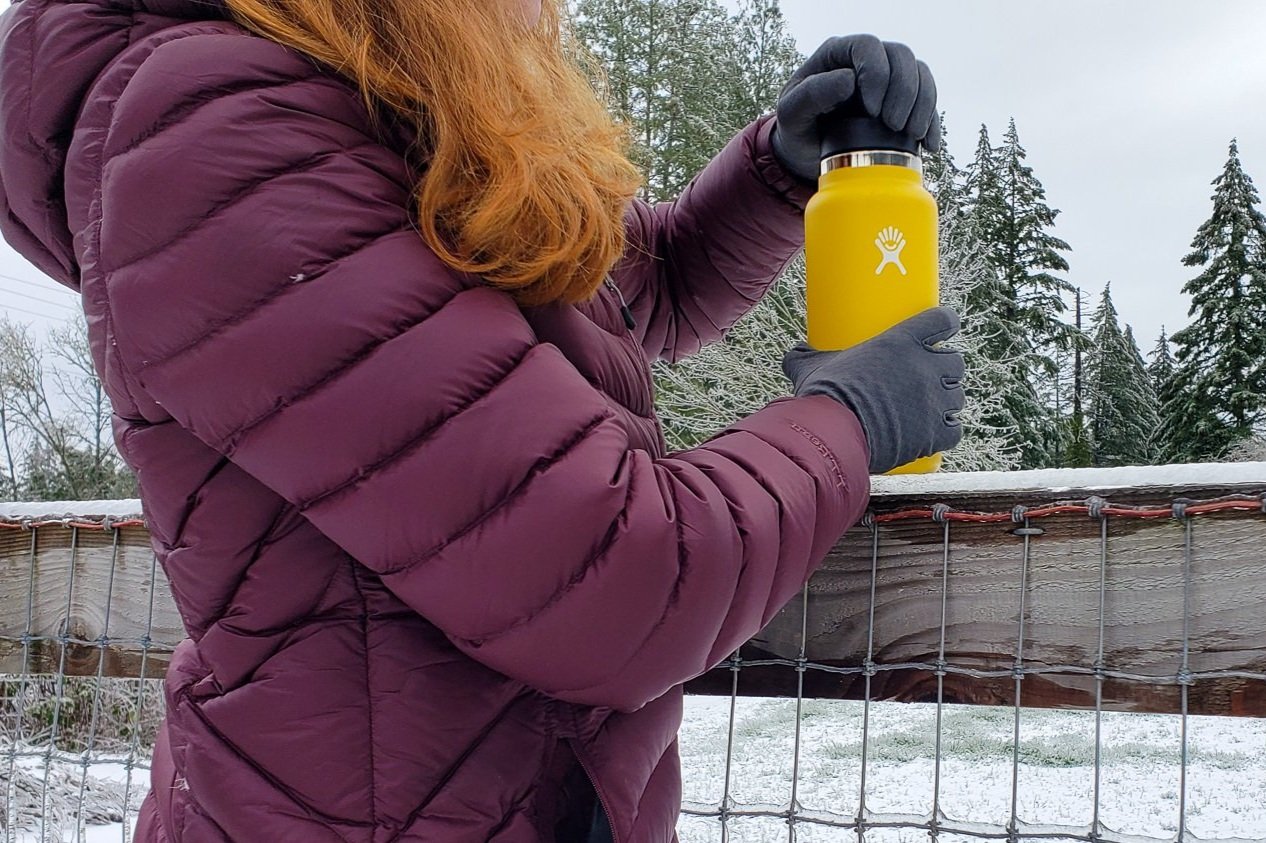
1147,328,1176,402
961,127,1023,362
1158,139,1266,462
938,215,1023,470
998,119,1074,352
574,0,751,203
962,125,1007,316
1061,289,1092,467
581,0,802,449
1085,285,1159,466
964,122,1072,468
1123,325,1162,463
1146,328,1176,461
924,113,963,212
999,120,1076,467
727,0,801,125
927,118,1022,469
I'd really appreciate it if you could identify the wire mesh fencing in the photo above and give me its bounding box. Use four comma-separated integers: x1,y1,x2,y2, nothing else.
0,509,174,842
680,488,1266,843
2,473,1265,842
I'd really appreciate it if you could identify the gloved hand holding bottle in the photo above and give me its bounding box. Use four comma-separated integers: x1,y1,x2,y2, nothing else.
783,308,965,475
771,33,952,474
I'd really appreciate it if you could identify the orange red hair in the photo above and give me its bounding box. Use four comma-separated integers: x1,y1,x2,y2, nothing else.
222,0,642,306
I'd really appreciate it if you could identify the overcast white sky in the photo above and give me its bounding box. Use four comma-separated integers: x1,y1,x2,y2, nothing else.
2,0,1265,355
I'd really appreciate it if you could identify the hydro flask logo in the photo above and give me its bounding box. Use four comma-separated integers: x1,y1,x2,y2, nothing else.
875,226,908,276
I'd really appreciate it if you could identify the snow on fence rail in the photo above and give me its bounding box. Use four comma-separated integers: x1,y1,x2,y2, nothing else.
2,463,1265,841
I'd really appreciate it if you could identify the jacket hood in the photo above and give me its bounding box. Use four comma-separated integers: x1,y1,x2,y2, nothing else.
0,0,230,292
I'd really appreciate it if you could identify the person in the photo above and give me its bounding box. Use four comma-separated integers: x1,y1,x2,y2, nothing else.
0,0,963,839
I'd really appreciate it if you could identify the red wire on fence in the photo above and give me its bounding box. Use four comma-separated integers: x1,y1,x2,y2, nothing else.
2,494,1264,532
872,495,1266,524
0,516,146,531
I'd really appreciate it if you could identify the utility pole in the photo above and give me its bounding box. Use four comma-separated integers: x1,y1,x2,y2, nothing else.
1073,287,1083,426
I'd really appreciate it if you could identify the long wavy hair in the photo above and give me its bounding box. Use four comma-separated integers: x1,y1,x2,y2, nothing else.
221,0,643,306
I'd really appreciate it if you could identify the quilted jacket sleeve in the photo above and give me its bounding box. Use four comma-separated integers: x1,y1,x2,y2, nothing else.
99,34,871,714
613,114,816,364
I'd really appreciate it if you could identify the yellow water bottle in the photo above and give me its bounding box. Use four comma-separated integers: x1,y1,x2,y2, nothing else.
804,107,942,474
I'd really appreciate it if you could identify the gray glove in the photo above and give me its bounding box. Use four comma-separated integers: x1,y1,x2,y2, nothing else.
782,307,965,474
771,34,941,183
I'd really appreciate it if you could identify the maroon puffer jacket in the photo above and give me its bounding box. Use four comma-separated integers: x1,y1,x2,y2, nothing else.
0,0,871,839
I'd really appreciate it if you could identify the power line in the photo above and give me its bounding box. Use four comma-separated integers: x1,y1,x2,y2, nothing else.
3,286,76,313
1,302,74,322
0,271,64,291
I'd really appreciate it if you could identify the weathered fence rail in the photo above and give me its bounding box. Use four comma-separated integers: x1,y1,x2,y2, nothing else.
2,464,1265,716
0,509,176,681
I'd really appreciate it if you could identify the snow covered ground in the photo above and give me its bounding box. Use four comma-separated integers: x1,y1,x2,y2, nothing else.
677,697,1266,843
14,818,129,843
6,753,146,843
7,697,1265,842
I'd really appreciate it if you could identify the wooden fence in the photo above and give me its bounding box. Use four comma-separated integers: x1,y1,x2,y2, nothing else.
3,464,1265,718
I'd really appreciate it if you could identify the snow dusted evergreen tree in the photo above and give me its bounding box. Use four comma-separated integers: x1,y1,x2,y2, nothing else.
1144,328,1177,460
1158,139,1266,462
1085,285,1159,466
962,129,1026,368
938,216,1023,471
998,119,1075,352
1060,289,1092,468
925,119,1021,469
579,0,802,449
573,0,746,203
651,255,807,450
999,119,1075,467
962,125,1008,324
964,122,1073,468
1123,325,1160,463
1147,327,1176,402
727,0,801,125
924,114,962,210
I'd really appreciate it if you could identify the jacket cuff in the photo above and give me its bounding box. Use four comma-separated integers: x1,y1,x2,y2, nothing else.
728,393,872,546
750,114,818,212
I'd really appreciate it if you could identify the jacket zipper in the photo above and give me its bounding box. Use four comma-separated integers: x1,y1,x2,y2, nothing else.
603,277,637,332
568,738,619,843
601,276,664,456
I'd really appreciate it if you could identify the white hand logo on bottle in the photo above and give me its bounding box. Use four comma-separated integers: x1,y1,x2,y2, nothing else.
875,226,908,276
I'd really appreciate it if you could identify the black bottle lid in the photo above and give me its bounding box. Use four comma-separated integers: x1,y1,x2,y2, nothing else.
819,98,920,159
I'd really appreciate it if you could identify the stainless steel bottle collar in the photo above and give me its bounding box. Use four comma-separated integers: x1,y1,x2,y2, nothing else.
821,150,923,175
